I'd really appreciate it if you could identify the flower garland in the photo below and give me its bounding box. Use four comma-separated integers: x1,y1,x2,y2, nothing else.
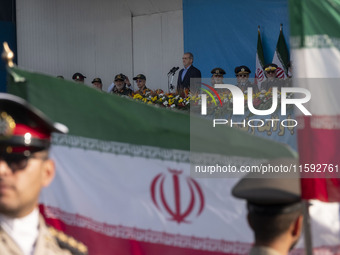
129,88,293,114
132,89,190,110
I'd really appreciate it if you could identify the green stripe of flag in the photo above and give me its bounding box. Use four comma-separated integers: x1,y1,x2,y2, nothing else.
276,28,290,74
290,0,340,48
257,29,265,67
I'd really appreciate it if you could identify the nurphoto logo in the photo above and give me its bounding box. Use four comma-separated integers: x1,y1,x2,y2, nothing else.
200,84,311,128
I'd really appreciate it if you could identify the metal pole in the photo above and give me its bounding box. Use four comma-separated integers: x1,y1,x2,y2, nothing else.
303,200,313,255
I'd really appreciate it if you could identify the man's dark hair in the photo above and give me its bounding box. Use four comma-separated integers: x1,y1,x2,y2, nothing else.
184,52,194,61
248,205,302,243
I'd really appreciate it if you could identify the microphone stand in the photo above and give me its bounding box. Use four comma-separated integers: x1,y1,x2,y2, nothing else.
168,72,176,94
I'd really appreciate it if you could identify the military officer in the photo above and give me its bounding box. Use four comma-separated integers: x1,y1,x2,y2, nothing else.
72,73,86,84
0,93,88,255
235,65,259,94
91,77,103,90
110,74,133,96
260,64,283,91
210,67,226,85
232,159,303,255
133,74,152,95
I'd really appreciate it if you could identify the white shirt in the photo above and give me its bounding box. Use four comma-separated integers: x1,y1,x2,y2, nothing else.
0,209,39,255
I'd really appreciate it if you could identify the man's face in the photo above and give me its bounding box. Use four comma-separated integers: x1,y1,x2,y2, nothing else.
115,80,125,90
266,70,277,80
236,73,249,83
136,79,146,89
93,82,102,90
182,54,193,68
0,150,55,218
74,79,84,83
212,74,223,85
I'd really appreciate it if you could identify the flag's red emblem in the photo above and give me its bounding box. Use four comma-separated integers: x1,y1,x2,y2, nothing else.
256,68,264,82
276,67,285,79
150,169,205,224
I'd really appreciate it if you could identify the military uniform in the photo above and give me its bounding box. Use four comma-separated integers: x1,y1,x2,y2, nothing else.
237,80,259,94
260,63,284,91
0,216,87,255
133,74,152,95
111,85,133,96
111,74,133,96
249,246,282,255
234,65,259,93
232,158,302,255
260,78,283,91
135,87,152,95
210,67,226,87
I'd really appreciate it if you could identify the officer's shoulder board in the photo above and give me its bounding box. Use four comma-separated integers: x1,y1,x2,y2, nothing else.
48,227,88,255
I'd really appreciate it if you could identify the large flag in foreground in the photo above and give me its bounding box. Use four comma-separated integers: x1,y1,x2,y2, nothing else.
290,0,340,202
7,65,340,254
6,66,299,254
272,24,289,79
255,26,266,88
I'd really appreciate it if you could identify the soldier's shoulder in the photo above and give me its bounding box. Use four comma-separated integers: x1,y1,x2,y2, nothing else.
47,226,88,255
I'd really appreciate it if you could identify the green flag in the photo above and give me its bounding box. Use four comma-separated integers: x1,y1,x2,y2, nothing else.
255,26,266,86
272,24,290,79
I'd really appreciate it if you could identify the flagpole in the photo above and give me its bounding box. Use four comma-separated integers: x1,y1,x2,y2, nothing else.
2,42,14,67
303,200,313,255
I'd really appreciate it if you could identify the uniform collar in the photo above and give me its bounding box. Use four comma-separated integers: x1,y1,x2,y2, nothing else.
249,246,282,255
0,209,39,255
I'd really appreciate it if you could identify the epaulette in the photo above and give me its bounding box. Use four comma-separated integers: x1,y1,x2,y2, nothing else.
48,227,88,255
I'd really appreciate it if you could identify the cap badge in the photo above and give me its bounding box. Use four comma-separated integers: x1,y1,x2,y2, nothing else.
241,68,245,72
0,112,16,138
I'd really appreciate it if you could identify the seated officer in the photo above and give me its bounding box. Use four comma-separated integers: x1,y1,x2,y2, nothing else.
91,77,103,91
235,65,259,94
107,73,132,93
0,93,87,255
261,64,283,91
133,74,152,95
110,74,133,96
232,159,303,255
72,72,86,84
210,67,226,85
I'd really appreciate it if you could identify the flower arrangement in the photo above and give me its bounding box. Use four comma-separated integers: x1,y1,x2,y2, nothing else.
130,87,293,114
132,89,190,110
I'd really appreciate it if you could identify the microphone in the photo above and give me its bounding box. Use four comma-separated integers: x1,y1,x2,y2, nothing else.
168,67,179,75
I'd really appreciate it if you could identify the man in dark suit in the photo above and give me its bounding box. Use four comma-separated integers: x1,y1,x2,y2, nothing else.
177,52,201,94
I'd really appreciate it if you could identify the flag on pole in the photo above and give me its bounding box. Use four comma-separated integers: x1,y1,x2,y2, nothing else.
6,66,299,255
289,0,340,202
272,24,290,79
255,26,266,88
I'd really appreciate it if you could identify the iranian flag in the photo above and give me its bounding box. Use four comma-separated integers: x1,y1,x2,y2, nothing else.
290,0,340,253
255,26,266,88
6,66,299,255
290,0,340,202
272,24,289,80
